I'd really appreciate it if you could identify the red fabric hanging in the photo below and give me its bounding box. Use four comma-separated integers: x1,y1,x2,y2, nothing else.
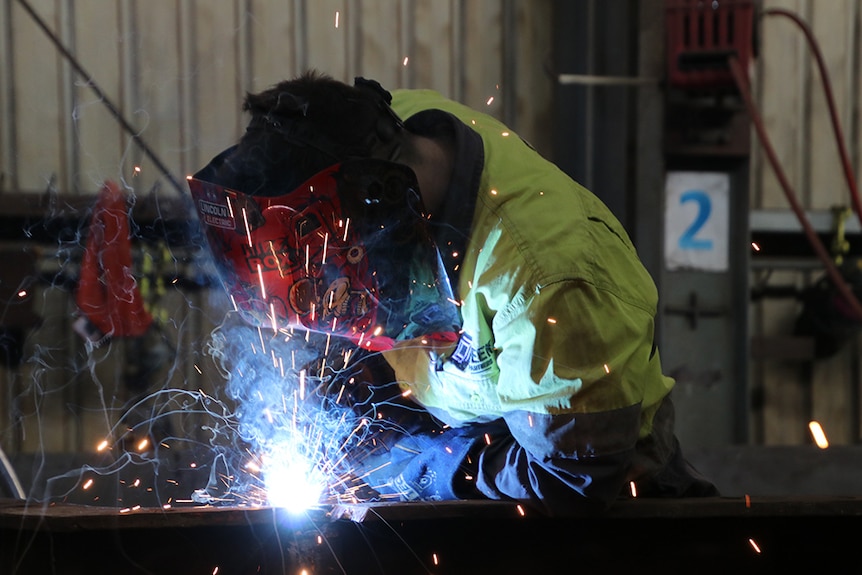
75,180,153,338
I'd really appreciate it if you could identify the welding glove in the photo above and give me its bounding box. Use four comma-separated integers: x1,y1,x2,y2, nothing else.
360,420,506,501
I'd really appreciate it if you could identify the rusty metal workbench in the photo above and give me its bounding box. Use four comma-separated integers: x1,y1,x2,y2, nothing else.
2,496,862,574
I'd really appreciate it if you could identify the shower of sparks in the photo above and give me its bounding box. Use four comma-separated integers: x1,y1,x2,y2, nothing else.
808,420,829,448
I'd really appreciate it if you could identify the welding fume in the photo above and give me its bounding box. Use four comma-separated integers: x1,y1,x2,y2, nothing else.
188,71,718,516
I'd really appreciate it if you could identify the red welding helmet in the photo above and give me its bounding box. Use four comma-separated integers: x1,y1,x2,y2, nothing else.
188,158,461,351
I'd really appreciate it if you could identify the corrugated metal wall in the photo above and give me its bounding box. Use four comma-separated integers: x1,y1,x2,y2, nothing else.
750,0,862,446
0,0,553,197
2,0,862,466
0,0,554,458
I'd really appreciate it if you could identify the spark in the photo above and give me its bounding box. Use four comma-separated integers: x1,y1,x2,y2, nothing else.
133,166,142,175
132,478,141,487
745,494,751,508
17,290,26,298
96,439,109,452
213,567,220,575
403,56,409,66
257,264,267,300
317,535,323,544
432,553,439,565
527,414,533,427
270,302,278,333
82,479,94,490
241,207,253,247
603,363,610,374
490,189,498,195
501,131,510,137
486,96,495,106
751,242,761,252
334,10,339,28
342,217,350,241
299,370,306,400
516,504,526,516
137,438,149,451
401,389,412,398
547,317,557,324
629,481,637,497
748,538,761,553
484,433,491,445
372,326,383,337
808,421,829,448
322,232,329,264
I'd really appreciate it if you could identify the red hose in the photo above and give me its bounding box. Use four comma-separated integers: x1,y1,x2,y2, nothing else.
728,56,862,322
762,8,862,225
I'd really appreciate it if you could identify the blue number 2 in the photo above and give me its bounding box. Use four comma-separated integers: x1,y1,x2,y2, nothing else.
678,190,713,250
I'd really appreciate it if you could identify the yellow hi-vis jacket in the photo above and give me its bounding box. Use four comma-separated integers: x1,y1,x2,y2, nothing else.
384,89,676,511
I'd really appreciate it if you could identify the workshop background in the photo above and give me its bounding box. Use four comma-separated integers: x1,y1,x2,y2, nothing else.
1,0,862,503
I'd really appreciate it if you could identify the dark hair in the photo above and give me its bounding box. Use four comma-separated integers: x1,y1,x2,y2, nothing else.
213,70,402,196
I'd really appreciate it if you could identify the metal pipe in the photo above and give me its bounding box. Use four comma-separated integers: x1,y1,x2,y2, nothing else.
15,0,184,196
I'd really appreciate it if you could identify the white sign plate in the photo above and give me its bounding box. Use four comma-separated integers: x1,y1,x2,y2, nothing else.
664,171,729,272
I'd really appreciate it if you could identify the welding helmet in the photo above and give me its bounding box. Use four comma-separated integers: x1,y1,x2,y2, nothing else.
188,158,461,351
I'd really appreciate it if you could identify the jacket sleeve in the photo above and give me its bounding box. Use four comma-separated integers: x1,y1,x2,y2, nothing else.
380,278,670,514
466,278,664,514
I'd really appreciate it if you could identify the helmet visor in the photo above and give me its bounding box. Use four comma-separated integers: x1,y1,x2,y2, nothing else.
188,159,460,351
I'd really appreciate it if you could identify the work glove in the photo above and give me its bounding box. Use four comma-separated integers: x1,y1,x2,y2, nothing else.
355,420,507,502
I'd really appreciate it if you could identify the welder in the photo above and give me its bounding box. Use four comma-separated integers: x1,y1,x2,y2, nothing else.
188,70,718,515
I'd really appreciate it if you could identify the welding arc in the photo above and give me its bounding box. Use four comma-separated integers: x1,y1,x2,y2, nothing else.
15,0,185,196
729,55,862,322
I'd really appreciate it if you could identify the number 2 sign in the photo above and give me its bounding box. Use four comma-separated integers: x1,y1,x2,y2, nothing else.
664,171,729,272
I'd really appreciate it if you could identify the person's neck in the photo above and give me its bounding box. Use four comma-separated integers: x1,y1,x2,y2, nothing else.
403,133,454,214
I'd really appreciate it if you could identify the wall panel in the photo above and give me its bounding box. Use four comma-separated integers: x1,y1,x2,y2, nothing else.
751,0,862,446
1,0,556,463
